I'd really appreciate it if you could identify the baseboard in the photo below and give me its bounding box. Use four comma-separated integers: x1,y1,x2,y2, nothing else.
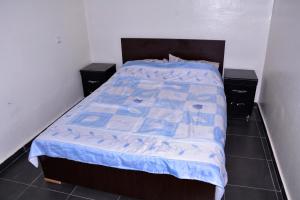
255,103,289,200
0,97,84,172
0,144,30,173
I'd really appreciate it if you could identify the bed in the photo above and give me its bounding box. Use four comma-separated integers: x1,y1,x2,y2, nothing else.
29,38,227,200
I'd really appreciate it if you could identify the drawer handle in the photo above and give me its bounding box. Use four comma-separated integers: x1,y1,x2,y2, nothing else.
230,102,246,106
87,80,99,84
232,89,248,94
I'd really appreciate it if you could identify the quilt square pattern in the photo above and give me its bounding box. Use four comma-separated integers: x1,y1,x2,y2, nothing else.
70,112,112,128
155,98,185,110
162,82,190,92
112,76,139,87
96,93,128,105
187,93,216,102
148,107,183,123
139,118,178,137
116,106,150,117
106,115,140,131
183,112,215,126
132,88,159,98
158,90,188,101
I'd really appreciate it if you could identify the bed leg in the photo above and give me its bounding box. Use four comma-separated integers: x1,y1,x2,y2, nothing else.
44,177,62,185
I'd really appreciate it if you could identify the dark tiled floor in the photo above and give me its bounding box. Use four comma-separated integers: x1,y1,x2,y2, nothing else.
0,106,284,200
225,106,284,200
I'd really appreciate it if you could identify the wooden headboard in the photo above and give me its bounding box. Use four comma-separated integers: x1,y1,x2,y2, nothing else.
121,38,225,75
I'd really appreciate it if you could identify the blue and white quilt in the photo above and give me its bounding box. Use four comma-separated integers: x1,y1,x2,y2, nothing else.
29,61,227,200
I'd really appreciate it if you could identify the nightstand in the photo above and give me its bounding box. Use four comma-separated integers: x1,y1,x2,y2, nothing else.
80,63,116,97
224,68,258,119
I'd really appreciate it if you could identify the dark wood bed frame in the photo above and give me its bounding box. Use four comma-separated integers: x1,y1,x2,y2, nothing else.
40,38,226,200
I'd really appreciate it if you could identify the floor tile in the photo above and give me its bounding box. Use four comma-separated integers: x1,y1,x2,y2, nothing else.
256,121,268,138
227,119,260,137
252,106,262,121
225,135,265,159
228,114,256,121
0,179,28,200
268,161,281,191
73,186,119,200
262,138,273,161
68,196,91,200
17,187,67,200
276,192,284,200
226,156,274,190
0,153,41,184
32,174,75,194
225,185,277,200
0,150,26,173
119,196,140,200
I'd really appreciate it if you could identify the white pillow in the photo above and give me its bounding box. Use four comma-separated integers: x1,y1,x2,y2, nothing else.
168,54,182,62
169,54,219,69
142,58,168,63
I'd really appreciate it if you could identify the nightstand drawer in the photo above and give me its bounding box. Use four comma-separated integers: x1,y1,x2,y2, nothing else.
82,73,106,90
84,80,102,92
82,73,106,85
225,84,256,102
227,101,253,116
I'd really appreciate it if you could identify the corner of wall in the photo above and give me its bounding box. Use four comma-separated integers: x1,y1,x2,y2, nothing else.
82,0,93,63
257,103,291,200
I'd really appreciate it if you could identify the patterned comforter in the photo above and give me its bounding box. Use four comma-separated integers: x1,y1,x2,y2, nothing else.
29,61,227,200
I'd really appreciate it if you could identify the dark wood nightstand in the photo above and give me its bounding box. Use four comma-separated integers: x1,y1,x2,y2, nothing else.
80,63,116,97
224,68,258,119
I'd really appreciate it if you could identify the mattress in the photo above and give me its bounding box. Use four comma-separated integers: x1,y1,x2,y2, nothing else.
29,61,227,200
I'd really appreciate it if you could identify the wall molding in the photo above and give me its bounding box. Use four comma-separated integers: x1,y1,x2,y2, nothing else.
257,103,289,200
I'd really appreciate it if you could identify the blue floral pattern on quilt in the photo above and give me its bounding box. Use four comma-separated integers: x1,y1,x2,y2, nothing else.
29,62,227,200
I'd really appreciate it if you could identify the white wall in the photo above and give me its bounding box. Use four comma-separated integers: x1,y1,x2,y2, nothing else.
0,0,90,163
259,0,300,199
84,0,274,100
